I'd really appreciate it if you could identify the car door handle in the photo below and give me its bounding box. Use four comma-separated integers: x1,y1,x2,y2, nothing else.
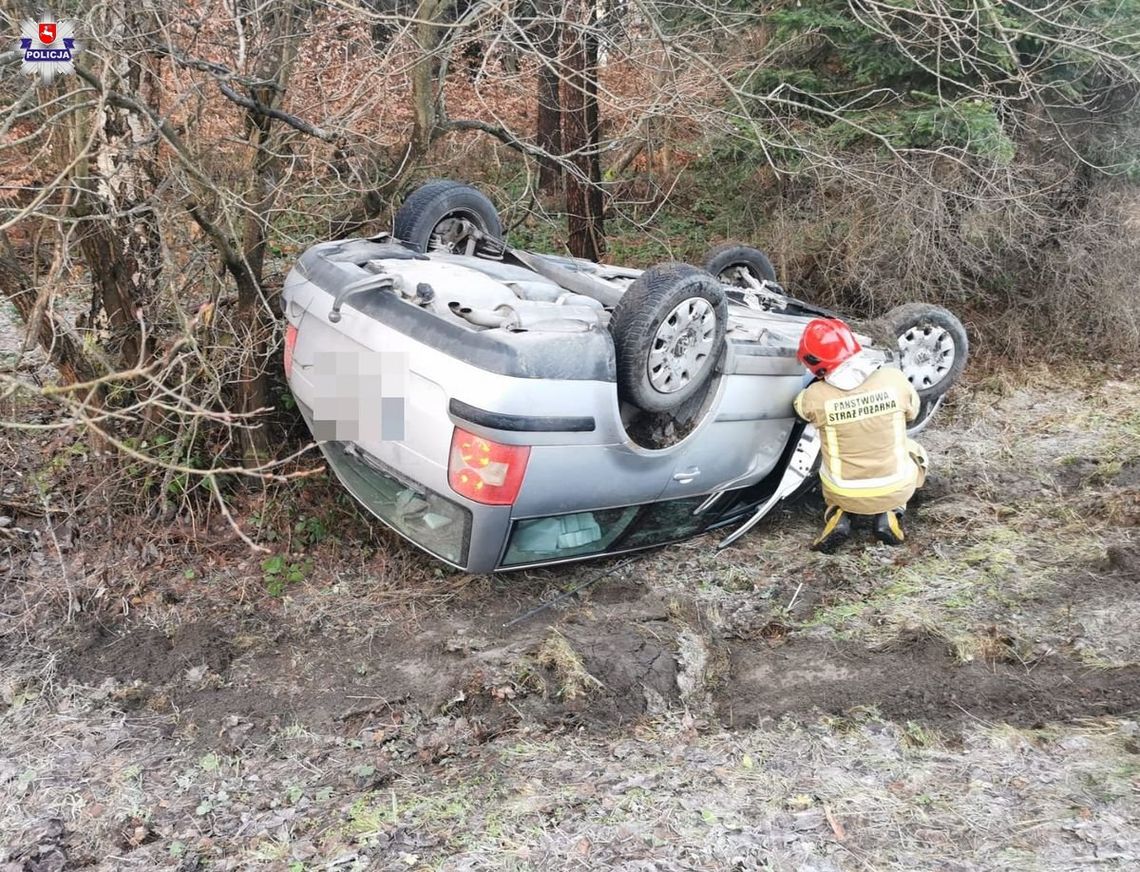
673,467,701,483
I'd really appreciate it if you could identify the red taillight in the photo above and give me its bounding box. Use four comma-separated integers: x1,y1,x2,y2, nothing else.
448,427,530,505
283,323,297,378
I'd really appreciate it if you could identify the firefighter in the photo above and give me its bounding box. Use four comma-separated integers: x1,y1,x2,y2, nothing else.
793,318,928,552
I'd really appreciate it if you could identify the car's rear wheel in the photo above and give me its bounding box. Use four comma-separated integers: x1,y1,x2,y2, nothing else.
704,243,778,288
610,263,727,413
394,180,504,254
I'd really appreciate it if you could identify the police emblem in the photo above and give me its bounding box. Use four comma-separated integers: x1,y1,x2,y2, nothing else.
18,17,79,83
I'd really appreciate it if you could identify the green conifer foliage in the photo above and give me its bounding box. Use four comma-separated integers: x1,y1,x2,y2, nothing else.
736,0,1139,168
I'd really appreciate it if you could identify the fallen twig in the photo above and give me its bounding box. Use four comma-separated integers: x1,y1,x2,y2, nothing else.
502,556,643,629
787,581,804,612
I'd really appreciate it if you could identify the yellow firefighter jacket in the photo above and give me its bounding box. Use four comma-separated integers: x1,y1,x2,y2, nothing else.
793,366,927,515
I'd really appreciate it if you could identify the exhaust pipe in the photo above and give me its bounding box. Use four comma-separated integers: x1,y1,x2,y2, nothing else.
448,301,508,328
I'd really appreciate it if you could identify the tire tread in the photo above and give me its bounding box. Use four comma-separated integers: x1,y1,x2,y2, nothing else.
393,181,503,252
611,263,727,412
704,243,777,284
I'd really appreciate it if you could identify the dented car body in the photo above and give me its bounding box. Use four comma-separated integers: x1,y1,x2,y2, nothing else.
282,183,967,572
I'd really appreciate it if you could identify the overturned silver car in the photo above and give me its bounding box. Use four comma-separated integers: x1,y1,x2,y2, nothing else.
281,181,967,572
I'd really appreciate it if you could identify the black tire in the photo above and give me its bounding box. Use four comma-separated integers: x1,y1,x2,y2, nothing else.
704,243,778,286
610,263,727,413
908,395,944,434
393,181,504,253
394,179,463,229
877,303,969,400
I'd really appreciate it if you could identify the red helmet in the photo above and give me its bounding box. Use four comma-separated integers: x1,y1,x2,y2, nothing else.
797,318,861,378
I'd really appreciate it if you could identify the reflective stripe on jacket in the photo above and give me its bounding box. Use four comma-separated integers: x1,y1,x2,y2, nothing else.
793,367,923,514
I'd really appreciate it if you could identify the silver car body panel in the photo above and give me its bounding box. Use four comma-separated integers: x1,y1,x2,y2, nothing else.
282,238,902,571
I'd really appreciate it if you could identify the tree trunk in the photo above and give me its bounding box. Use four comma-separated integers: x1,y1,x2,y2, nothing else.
328,0,444,238
0,236,99,387
233,102,274,464
535,0,563,194
232,2,304,464
411,0,447,155
73,4,164,372
76,217,155,368
563,1,604,260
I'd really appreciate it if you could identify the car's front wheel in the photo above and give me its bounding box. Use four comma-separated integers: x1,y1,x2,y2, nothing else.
881,303,969,400
610,263,727,414
393,180,504,254
704,243,778,288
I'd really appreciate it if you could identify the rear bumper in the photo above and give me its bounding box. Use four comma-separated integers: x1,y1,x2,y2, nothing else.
300,402,510,572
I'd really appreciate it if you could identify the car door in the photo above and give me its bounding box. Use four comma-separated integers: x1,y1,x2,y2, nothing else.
660,415,797,499
660,365,802,499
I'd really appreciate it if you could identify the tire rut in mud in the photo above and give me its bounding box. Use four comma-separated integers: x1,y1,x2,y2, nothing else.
64,619,235,685
719,631,1140,728
48,591,1140,744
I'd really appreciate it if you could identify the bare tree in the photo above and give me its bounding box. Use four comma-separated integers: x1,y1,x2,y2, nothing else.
1,0,1137,550
533,0,563,194
562,0,605,259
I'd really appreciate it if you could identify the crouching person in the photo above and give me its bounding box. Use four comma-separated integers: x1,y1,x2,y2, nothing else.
793,318,928,552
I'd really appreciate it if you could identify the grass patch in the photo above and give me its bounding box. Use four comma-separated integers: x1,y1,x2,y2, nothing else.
536,630,604,700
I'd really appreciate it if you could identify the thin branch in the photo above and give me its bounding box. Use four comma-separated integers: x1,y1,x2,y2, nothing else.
217,82,334,141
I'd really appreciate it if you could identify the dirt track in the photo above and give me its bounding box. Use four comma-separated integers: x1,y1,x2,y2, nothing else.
3,370,1139,869
52,576,1140,742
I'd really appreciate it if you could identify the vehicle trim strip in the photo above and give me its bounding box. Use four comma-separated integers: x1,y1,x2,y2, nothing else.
728,343,799,358
713,411,793,422
449,398,596,433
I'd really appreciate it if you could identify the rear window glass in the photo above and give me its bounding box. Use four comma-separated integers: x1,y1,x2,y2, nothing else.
324,441,471,566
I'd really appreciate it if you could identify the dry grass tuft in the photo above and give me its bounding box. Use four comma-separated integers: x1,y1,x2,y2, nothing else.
951,625,1032,666
536,630,603,700
760,162,1140,358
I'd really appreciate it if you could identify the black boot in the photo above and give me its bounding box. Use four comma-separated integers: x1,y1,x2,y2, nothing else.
873,509,906,546
811,506,851,553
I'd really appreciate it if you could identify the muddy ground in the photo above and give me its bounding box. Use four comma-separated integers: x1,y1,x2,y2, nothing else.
2,367,1139,870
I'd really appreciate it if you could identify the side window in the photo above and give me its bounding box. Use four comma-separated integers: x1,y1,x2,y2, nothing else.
501,496,708,567
503,506,639,566
616,496,708,549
